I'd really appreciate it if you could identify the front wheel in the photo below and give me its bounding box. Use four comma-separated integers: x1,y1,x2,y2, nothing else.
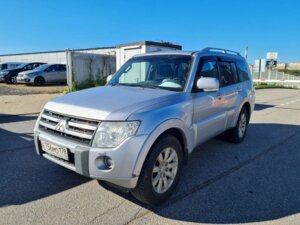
225,107,249,143
131,134,183,205
10,76,17,84
34,77,45,86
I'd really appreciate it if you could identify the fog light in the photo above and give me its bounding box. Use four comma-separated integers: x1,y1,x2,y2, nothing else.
104,156,114,169
95,155,114,170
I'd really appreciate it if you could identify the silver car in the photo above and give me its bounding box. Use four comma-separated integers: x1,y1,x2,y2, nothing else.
34,48,255,205
17,64,66,85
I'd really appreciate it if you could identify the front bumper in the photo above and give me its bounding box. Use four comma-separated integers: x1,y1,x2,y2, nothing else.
34,128,148,189
17,76,32,84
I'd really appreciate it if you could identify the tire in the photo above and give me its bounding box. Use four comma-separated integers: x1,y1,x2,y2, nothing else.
10,76,17,84
225,107,249,143
34,77,45,86
131,134,183,205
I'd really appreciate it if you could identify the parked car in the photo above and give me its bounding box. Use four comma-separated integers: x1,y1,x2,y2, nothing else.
17,64,67,85
3,62,45,84
0,62,23,82
0,62,23,71
34,48,255,205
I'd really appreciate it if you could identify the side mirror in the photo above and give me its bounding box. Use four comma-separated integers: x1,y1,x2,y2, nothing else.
106,74,113,84
196,77,219,92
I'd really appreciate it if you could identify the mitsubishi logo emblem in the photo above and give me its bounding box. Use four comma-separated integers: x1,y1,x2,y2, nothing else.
55,119,67,132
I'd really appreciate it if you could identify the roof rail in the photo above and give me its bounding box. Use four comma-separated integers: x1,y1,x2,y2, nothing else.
202,47,241,56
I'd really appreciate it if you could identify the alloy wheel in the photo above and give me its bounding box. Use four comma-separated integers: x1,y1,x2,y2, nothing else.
238,113,247,138
152,147,178,194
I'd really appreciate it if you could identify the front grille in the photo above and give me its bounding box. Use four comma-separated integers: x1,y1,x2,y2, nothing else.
39,110,100,145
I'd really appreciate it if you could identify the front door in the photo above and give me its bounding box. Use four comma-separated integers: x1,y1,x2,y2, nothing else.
192,57,227,145
44,65,60,82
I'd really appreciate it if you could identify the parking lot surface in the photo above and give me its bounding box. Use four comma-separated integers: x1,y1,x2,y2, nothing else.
0,83,66,95
0,88,299,225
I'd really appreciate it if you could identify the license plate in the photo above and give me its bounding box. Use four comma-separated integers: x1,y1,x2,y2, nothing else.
40,140,69,161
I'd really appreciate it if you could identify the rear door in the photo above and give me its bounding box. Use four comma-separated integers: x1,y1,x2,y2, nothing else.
217,58,242,129
192,57,227,145
57,65,67,82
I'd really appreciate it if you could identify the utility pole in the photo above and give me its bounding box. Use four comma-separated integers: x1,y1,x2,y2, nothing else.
244,46,248,60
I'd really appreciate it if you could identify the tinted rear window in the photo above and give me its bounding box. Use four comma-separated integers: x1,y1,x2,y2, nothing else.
218,62,238,86
236,60,250,81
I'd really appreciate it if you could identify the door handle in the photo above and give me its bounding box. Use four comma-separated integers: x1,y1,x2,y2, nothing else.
235,87,242,93
217,92,224,99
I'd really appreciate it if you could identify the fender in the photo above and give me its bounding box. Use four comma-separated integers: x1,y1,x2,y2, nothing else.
232,99,253,127
132,118,194,178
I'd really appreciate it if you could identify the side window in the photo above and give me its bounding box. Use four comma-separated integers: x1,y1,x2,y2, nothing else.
1,64,8,70
236,60,250,82
45,66,54,72
59,65,66,71
193,60,219,92
53,65,60,71
196,61,219,79
218,62,238,87
24,64,33,70
34,63,44,69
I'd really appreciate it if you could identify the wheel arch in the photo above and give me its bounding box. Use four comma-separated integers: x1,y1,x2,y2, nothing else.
132,119,192,178
34,76,45,85
243,101,251,118
233,101,252,126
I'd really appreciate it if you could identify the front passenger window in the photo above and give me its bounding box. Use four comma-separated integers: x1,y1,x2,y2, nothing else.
197,61,219,79
193,61,219,92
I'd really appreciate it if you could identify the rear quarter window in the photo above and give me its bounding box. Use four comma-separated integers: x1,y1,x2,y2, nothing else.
236,60,250,82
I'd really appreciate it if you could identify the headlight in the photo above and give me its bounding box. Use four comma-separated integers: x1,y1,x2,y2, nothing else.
92,121,140,148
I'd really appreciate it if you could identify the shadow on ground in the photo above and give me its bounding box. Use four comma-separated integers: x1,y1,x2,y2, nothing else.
0,115,89,207
0,113,38,124
254,103,275,111
1,111,300,223
102,123,300,224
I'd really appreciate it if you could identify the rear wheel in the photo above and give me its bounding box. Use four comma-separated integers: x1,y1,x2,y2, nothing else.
131,134,183,205
225,107,249,143
34,77,45,86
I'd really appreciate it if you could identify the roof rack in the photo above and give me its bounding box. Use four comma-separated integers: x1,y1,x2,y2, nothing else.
202,47,241,56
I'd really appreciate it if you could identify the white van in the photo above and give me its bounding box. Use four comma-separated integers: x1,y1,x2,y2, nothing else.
0,62,23,71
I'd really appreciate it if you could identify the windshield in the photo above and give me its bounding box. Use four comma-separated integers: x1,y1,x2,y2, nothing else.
109,55,193,92
15,63,28,69
34,64,49,71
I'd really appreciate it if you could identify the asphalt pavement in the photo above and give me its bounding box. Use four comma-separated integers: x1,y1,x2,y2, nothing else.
0,88,299,225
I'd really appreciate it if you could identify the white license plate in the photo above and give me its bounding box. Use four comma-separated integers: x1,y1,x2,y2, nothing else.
40,140,69,161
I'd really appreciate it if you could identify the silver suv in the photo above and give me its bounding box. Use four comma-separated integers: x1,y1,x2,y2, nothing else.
34,48,255,205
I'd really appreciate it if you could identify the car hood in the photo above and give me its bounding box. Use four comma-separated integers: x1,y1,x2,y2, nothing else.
44,86,179,121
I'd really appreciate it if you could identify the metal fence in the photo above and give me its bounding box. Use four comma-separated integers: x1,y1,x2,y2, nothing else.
252,71,300,88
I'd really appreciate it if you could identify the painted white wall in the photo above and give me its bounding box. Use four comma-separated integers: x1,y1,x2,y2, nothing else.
0,42,180,72
0,48,116,65
115,44,179,70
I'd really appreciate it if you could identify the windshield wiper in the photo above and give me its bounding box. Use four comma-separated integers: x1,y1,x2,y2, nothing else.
111,83,140,87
